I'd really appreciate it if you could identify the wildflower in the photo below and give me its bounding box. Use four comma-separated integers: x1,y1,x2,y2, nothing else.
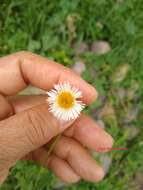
47,82,85,121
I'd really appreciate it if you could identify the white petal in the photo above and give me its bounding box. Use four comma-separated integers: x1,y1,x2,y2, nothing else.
47,82,85,121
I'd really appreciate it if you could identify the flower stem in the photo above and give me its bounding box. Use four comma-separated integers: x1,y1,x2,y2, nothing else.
44,134,62,157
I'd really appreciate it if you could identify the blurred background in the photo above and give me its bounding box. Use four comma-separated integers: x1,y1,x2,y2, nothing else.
0,0,143,190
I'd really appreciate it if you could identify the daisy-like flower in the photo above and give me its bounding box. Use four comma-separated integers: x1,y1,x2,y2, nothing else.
47,82,85,121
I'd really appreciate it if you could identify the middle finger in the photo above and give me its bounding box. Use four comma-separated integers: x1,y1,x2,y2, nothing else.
9,95,113,152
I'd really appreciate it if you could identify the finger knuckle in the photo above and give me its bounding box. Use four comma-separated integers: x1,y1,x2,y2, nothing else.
62,137,81,155
66,137,80,148
24,107,48,147
94,168,105,182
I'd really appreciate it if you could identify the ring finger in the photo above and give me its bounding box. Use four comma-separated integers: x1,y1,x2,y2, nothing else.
32,148,80,183
30,135,104,182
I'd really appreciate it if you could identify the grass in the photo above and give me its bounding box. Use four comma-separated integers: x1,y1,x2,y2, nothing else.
0,0,143,189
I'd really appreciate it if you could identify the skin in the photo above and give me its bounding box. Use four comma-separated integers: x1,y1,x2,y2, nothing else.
0,51,113,184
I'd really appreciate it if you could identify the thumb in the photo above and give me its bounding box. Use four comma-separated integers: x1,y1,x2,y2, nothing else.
0,104,74,169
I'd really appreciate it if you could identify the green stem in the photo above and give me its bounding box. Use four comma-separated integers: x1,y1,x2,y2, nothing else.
44,134,62,157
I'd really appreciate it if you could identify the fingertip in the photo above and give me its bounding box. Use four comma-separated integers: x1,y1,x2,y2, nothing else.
62,173,81,184
99,134,114,153
85,163,105,182
81,82,98,104
93,167,105,182
107,134,114,149
48,154,80,184
62,69,98,105
85,161,105,183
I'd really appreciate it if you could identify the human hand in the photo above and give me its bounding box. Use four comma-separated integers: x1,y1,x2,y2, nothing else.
0,51,113,184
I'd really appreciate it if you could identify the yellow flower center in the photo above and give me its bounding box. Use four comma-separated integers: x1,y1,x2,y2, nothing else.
57,91,75,109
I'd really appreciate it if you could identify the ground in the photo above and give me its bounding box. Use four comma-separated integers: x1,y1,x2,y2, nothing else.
0,0,143,190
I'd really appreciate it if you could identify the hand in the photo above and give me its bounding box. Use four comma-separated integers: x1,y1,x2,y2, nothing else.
0,51,113,184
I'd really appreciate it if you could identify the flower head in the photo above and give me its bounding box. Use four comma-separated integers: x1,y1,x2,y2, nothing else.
47,82,85,121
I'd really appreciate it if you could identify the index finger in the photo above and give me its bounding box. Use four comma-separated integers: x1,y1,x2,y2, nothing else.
0,51,97,104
